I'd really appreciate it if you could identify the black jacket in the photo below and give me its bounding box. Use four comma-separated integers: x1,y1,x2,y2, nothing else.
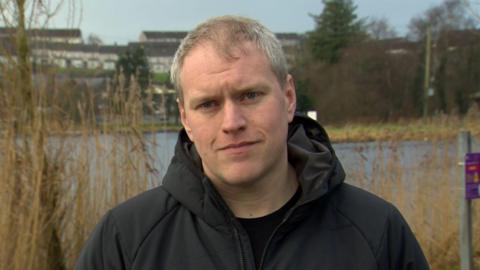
75,115,430,270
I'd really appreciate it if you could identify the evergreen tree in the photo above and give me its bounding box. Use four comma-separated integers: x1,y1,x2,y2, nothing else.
308,0,364,63
116,46,151,90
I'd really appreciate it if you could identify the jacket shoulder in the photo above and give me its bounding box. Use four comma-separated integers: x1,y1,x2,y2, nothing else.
75,186,179,269
110,186,179,259
331,183,429,269
333,183,395,219
331,183,398,255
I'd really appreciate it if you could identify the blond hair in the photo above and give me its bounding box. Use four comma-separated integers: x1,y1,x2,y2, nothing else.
170,15,288,100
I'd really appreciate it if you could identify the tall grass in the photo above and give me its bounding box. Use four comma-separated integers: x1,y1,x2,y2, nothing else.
327,109,480,143
0,64,159,269
345,139,480,269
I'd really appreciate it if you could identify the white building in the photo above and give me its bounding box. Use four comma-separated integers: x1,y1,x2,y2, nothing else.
31,42,127,70
0,28,82,44
139,31,187,43
0,28,303,74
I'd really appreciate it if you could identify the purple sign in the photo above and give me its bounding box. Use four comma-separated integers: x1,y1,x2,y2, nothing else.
465,153,480,200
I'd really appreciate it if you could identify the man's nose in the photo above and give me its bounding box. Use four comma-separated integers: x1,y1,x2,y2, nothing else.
221,101,246,134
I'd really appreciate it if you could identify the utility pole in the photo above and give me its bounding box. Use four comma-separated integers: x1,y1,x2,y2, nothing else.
423,26,432,119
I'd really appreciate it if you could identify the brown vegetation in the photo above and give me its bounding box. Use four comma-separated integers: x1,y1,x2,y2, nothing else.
296,0,480,125
346,139,480,269
0,65,158,269
326,109,480,143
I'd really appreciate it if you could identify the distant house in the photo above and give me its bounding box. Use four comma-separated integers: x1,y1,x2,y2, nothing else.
472,91,480,107
370,38,417,55
137,31,303,72
0,27,82,44
31,42,127,70
138,31,187,43
275,32,304,65
0,28,304,74
96,45,128,70
276,32,303,47
0,27,89,67
436,29,480,52
127,42,179,73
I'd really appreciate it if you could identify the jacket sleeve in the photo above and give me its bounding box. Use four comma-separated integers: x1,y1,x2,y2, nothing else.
376,206,430,270
75,211,130,270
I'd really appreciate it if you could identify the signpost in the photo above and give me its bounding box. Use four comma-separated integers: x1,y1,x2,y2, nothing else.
458,131,473,270
465,153,480,200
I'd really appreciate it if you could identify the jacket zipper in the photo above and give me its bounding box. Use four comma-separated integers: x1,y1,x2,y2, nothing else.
257,195,327,269
257,213,289,269
233,225,248,270
227,208,257,270
257,204,301,270
203,177,259,270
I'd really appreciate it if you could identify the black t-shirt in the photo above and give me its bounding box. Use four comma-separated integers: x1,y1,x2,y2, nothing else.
237,187,301,267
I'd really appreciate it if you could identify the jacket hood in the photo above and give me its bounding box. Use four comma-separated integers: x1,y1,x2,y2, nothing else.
162,114,345,227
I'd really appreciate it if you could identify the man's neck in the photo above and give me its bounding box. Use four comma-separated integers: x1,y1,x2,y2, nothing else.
215,164,298,218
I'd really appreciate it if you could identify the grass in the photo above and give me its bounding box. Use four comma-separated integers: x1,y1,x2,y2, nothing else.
0,62,159,269
98,122,182,133
55,66,115,77
346,139,480,269
326,110,480,143
152,72,170,84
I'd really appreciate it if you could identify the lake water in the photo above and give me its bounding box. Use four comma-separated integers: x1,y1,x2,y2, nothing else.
144,132,480,185
51,131,478,190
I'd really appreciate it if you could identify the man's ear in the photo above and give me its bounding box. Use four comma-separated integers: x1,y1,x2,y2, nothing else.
177,98,194,141
284,74,297,122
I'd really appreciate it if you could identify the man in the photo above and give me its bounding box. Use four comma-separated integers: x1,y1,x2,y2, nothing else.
76,16,429,269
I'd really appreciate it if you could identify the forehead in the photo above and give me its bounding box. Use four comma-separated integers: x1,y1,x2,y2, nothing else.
183,41,266,72
179,41,276,94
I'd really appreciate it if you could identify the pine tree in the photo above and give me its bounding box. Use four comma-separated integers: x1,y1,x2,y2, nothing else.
308,0,364,63
116,46,151,90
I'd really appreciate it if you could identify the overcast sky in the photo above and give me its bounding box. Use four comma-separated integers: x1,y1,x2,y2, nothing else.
48,0,447,45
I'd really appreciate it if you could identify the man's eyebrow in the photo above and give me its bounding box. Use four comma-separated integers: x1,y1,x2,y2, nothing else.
237,84,269,93
186,83,270,108
188,93,219,108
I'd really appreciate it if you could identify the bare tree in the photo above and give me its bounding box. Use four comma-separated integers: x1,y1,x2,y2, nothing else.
366,17,398,40
0,1,82,270
0,0,82,122
407,0,477,41
86,33,103,45
462,0,480,21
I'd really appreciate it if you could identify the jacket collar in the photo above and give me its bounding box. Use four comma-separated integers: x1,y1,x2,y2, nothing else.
162,114,345,227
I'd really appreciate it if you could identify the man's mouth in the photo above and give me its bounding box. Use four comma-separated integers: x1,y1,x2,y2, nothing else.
218,141,259,151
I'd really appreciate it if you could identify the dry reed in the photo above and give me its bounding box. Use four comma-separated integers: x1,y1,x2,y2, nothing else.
327,108,480,143
0,66,159,269
345,139,480,269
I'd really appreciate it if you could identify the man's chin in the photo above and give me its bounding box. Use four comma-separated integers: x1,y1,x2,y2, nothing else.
215,167,264,188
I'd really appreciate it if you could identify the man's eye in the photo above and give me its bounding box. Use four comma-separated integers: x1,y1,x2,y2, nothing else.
241,91,262,101
196,101,217,110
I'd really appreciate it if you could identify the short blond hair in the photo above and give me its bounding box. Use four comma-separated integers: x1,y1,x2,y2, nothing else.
170,15,288,100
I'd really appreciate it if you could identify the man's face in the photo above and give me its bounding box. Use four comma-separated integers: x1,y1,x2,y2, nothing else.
178,41,296,188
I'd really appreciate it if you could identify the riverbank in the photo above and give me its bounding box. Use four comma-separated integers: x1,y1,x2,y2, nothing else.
139,113,480,143
325,114,480,143
2,113,478,144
